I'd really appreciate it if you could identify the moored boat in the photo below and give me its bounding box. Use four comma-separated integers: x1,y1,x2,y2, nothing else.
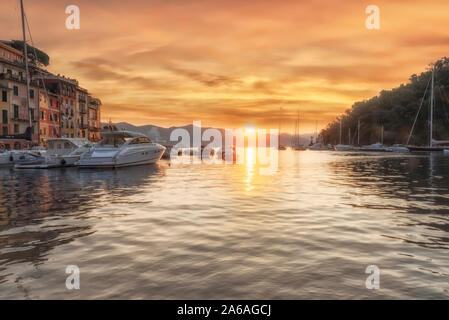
361,143,391,152
309,143,332,151
77,130,165,168
334,144,357,151
0,150,43,167
15,138,92,169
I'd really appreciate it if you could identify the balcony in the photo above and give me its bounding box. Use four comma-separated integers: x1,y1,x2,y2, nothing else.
89,126,100,132
79,124,88,129
12,115,37,122
79,107,87,114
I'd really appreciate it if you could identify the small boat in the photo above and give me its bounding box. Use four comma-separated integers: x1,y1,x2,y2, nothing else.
388,144,409,153
292,145,306,151
334,144,357,151
291,110,305,151
15,138,92,169
443,149,449,155
77,130,165,168
0,150,44,167
407,145,448,152
407,66,449,152
361,143,391,152
309,143,332,151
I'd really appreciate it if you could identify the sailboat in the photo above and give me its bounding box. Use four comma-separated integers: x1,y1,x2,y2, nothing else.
278,107,286,150
407,66,449,152
309,120,331,150
292,110,306,150
334,119,355,151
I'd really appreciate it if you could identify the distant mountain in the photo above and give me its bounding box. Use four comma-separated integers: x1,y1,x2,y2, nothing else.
102,122,313,146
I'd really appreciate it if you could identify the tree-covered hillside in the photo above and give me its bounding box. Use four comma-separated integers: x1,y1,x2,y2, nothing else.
321,58,449,146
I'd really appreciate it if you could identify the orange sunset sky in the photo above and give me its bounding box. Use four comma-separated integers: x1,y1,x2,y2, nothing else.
1,0,449,133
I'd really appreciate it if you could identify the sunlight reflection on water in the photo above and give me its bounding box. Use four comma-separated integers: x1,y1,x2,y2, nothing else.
0,150,449,299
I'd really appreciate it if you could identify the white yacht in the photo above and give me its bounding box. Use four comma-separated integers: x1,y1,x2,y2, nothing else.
309,143,332,151
361,143,391,152
388,144,409,153
334,144,357,151
15,138,92,169
77,130,165,168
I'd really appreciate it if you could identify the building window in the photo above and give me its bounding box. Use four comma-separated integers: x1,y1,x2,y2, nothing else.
2,126,7,135
41,111,44,120
13,86,18,96
13,105,19,119
30,109,34,121
1,90,7,102
2,110,7,124
4,143,10,150
29,89,34,99
14,142,20,150
14,124,19,133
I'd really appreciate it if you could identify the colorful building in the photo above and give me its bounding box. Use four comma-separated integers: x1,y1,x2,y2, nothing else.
0,42,39,149
0,42,102,149
38,90,60,146
77,87,88,139
43,75,79,139
87,96,101,142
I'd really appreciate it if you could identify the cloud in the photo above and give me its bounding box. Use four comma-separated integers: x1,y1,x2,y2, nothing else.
2,0,449,133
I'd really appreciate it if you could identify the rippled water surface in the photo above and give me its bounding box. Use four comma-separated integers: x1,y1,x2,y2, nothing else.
1,150,449,299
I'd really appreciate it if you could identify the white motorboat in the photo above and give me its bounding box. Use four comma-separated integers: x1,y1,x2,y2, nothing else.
309,143,332,151
77,130,165,168
0,150,44,167
388,144,409,153
334,144,357,151
361,143,391,152
15,138,92,169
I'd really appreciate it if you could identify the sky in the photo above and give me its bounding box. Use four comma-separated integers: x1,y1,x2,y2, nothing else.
1,0,449,133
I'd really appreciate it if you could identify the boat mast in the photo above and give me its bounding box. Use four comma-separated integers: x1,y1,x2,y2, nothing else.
339,119,342,145
297,110,300,146
429,67,435,147
20,0,32,130
348,128,351,145
278,107,282,147
381,125,384,145
357,119,360,146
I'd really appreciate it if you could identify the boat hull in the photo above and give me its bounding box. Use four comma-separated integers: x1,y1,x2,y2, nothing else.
407,146,447,152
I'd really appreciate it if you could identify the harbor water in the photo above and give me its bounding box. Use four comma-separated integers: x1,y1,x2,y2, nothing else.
1,150,449,299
